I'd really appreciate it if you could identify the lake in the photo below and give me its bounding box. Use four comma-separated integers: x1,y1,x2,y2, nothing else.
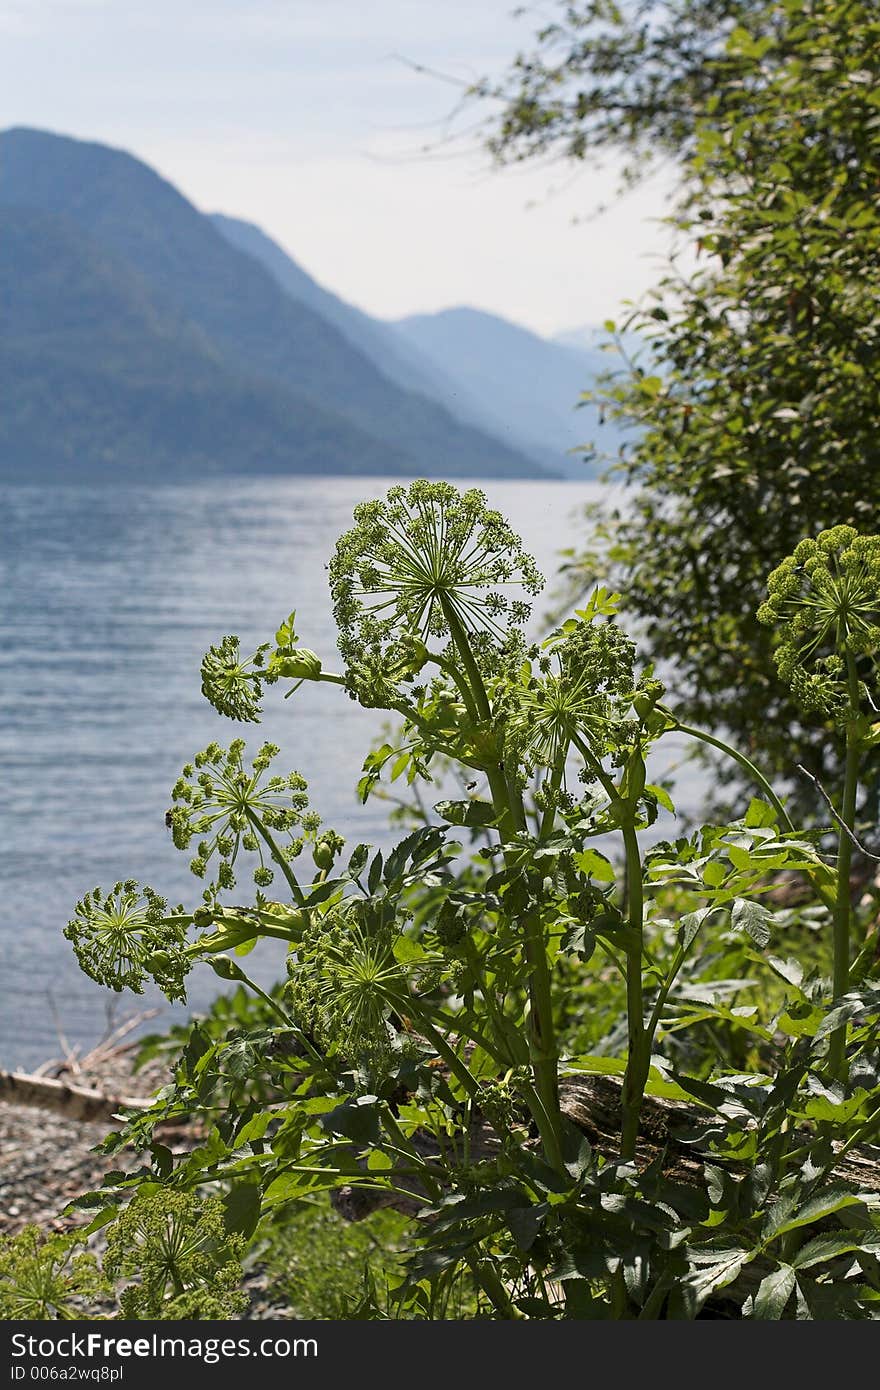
0,476,704,1069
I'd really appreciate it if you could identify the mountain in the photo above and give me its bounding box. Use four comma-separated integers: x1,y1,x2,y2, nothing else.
210,213,444,402
210,215,615,481
0,127,548,481
0,206,396,477
393,309,626,480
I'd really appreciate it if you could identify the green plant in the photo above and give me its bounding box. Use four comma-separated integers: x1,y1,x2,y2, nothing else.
0,1228,106,1321
61,486,880,1319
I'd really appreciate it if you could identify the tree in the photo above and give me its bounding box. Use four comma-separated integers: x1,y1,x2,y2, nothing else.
484,0,773,180
485,0,880,807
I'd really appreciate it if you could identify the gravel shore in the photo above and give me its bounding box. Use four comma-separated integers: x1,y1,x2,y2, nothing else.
0,1043,295,1318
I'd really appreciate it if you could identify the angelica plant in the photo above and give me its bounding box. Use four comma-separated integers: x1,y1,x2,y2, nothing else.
61,486,880,1321
759,526,880,1073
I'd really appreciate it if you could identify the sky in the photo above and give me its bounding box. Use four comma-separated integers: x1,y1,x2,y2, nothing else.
0,0,680,337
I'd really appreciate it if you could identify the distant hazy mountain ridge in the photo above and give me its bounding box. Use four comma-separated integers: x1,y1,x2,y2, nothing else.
211,215,614,481
0,126,613,482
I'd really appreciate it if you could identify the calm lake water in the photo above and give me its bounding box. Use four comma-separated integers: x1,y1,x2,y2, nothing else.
0,476,703,1069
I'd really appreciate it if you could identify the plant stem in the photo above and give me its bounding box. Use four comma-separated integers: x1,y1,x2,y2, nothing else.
828,651,861,1076
539,762,565,839
619,814,648,1162
570,733,648,1159
440,599,564,1170
413,1014,482,1101
659,706,794,832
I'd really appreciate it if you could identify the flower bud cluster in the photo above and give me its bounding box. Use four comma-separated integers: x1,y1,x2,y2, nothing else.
758,527,880,721
167,739,313,896
65,881,190,1001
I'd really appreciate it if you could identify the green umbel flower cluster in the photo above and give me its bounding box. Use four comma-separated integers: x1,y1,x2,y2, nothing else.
167,740,316,895
0,1227,106,1320
65,882,190,1001
758,527,880,719
508,613,638,774
329,481,543,706
104,1193,246,1320
286,906,411,1065
200,635,269,722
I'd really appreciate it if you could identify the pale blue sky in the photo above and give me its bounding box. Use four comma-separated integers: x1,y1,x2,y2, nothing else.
0,0,678,335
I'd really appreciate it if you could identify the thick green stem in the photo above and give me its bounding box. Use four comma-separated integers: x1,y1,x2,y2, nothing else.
413,1014,482,1102
570,733,648,1158
828,652,861,1076
519,911,565,1171
619,815,648,1162
538,762,565,839
440,599,564,1170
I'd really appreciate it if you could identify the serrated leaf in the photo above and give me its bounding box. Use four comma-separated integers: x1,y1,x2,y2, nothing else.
348,843,370,878
753,1264,795,1319
574,848,617,883
223,1182,262,1238
433,799,496,828
645,783,675,813
368,851,384,895
745,798,778,828
731,897,772,947
770,1185,865,1239
792,1231,880,1270
766,954,804,990
678,905,714,949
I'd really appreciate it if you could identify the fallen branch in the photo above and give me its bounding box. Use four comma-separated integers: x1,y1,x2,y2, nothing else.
0,1069,151,1123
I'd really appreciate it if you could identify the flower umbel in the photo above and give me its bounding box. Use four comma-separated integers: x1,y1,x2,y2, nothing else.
200,636,269,722
508,608,637,773
329,481,543,705
104,1193,246,1320
167,740,315,895
758,527,880,719
287,906,411,1064
64,882,190,1001
0,1227,106,1320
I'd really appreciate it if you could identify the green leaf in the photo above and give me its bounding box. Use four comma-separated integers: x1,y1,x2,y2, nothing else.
319,1096,381,1146
730,898,773,947
574,848,617,882
562,1056,695,1103
645,783,675,813
367,852,384,895
702,861,726,887
765,955,805,990
753,1264,795,1319
792,1231,880,1270
678,905,714,949
745,798,779,828
347,843,370,878
434,799,497,828
223,1182,261,1238
770,1185,865,1239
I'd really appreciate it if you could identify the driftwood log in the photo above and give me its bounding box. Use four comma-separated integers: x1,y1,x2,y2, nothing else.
331,1071,880,1221
0,1069,150,1124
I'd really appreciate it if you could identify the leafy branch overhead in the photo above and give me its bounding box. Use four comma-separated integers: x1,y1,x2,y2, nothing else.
482,0,880,808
